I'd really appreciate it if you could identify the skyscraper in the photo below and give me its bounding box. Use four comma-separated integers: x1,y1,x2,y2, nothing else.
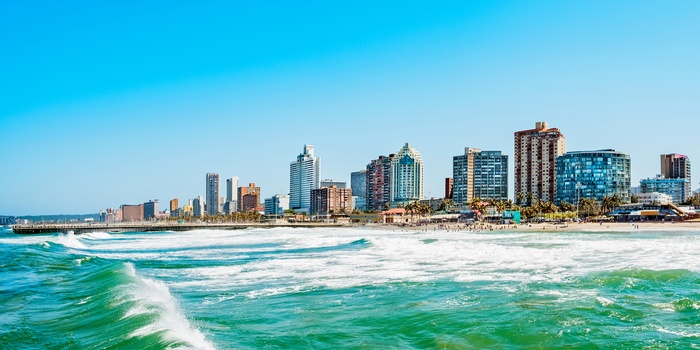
453,148,508,204
226,177,239,213
660,154,691,201
366,155,394,210
290,145,320,212
514,122,566,204
390,143,424,204
206,173,220,216
351,170,368,210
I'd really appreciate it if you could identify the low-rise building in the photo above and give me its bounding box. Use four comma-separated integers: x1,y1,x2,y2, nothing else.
636,192,673,205
640,175,689,204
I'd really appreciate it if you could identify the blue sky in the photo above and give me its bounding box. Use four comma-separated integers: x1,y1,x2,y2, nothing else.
1,1,699,215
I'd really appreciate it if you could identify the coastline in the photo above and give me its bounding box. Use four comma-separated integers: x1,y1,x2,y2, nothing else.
11,220,700,235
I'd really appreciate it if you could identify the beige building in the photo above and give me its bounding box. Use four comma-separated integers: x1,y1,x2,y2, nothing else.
310,186,353,216
514,122,565,204
240,183,261,212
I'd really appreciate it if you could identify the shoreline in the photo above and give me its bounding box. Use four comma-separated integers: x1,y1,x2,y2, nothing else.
10,220,700,235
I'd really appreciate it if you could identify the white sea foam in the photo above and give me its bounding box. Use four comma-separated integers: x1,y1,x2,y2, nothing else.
82,231,112,240
55,232,88,249
121,263,215,350
79,228,700,298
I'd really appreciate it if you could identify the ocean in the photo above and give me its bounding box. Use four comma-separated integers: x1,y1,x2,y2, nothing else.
1,225,699,349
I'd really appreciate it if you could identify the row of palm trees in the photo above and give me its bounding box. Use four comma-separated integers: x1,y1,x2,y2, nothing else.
452,193,626,220
164,210,264,223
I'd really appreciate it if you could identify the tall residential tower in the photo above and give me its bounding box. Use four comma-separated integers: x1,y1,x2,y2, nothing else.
206,173,220,216
390,143,424,205
660,154,691,201
453,148,508,205
514,122,565,204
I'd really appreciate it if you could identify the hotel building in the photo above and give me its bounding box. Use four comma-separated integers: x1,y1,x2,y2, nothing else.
555,149,631,204
390,143,424,205
310,186,353,216
366,155,394,210
660,154,691,201
514,122,566,204
452,148,508,204
290,145,321,213
640,175,688,204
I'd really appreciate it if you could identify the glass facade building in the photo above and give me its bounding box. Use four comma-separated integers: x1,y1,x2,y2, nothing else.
555,150,631,205
453,148,508,204
640,176,688,204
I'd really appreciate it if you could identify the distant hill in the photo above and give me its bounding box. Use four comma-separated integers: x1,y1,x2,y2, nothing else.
9,213,100,223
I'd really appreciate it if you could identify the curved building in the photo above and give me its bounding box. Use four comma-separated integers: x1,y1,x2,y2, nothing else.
555,149,631,205
290,145,321,212
390,143,424,204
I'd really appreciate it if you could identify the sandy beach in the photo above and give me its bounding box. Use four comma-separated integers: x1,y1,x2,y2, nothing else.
383,220,700,233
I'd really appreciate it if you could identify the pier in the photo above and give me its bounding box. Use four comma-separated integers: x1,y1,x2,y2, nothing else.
11,222,345,234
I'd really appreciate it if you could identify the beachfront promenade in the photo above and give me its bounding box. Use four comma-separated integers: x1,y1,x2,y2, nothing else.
12,221,345,234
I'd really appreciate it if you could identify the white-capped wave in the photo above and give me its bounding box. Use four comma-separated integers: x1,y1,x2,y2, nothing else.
82,231,112,240
120,262,215,350
55,232,88,249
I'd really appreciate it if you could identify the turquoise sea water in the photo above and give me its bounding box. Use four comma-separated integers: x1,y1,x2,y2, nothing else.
2,225,700,349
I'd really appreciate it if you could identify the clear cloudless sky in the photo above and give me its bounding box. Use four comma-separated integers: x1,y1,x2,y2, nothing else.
1,1,699,215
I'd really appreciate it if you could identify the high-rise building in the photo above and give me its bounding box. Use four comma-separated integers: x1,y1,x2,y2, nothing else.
351,170,367,210
206,173,220,216
452,147,479,205
366,154,394,210
241,183,261,212
453,148,508,204
390,143,424,204
290,145,320,212
445,178,453,200
310,186,353,215
555,150,631,205
660,154,691,201
514,122,566,204
193,196,204,217
640,175,688,204
264,194,290,216
170,198,178,212
143,200,158,220
226,177,239,212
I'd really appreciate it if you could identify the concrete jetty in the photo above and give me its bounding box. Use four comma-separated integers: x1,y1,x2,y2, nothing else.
12,222,345,234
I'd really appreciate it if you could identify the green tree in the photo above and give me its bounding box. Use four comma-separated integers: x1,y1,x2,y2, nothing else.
630,194,640,204
559,201,576,213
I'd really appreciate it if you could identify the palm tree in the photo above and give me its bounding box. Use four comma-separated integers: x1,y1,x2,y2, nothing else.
438,198,454,212
526,193,535,207
405,201,418,222
559,201,576,213
516,192,525,206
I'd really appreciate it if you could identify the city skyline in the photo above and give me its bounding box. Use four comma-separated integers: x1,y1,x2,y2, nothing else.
2,1,699,215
